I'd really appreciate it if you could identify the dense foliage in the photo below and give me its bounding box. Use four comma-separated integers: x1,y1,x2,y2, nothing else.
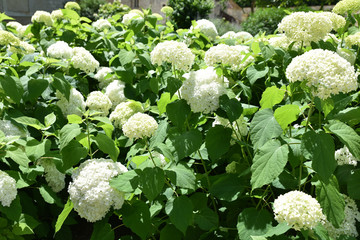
0,1,360,239
235,0,339,8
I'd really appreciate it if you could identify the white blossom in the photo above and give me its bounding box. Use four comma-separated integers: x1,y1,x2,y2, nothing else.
333,0,360,14
94,67,115,89
56,88,86,117
31,11,53,26
71,47,99,74
190,19,218,41
335,146,358,166
86,91,112,116
122,113,158,139
105,80,126,109
92,19,111,31
109,101,143,128
47,41,73,59
38,159,65,193
122,11,143,25
51,9,63,21
0,170,17,207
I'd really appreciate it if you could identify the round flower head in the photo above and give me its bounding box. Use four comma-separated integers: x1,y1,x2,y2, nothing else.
190,19,218,41
345,32,360,47
94,67,115,89
235,31,253,42
64,1,81,10
0,30,20,45
71,47,99,74
92,19,111,31
122,11,143,25
161,6,174,16
220,31,236,39
56,88,86,117
9,41,35,54
180,67,227,113
17,25,31,38
0,170,17,207
109,101,143,128
285,49,359,99
51,9,64,21
273,190,325,231
268,34,301,50
277,12,332,46
31,11,53,26
204,44,254,72
105,80,126,109
6,21,22,31
86,91,112,116
47,41,73,59
335,146,358,166
122,112,158,139
333,0,360,15
68,158,128,222
0,120,25,137
319,12,346,31
38,159,65,193
150,40,195,72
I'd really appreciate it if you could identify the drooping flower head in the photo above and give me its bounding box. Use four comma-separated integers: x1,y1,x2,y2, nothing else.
31,11,53,26
122,112,158,139
47,41,73,59
56,88,86,117
285,49,359,99
38,159,65,193
68,158,127,222
273,190,325,231
64,1,81,10
105,80,126,109
86,91,112,116
150,40,195,71
92,19,112,31
333,0,360,15
71,47,99,73
190,19,218,41
109,100,143,128
0,170,17,207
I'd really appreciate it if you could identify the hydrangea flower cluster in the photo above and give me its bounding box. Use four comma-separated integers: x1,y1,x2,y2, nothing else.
180,67,227,113
220,31,253,42
31,11,53,26
122,112,158,139
0,30,20,45
0,170,17,207
335,146,358,166
68,158,127,222
268,34,301,50
9,41,35,54
109,101,143,128
122,11,143,25
86,91,112,116
71,47,99,73
213,115,249,138
324,195,360,239
47,41,73,59
285,49,359,99
150,40,195,71
38,159,65,193
6,22,30,38
105,80,126,109
92,19,111,31
56,88,86,117
204,44,254,72
161,6,174,15
50,9,63,21
345,32,360,47
64,1,81,10
190,19,218,41
6,21,22,31
277,12,333,45
319,12,346,31
332,0,360,15
94,67,115,89
0,120,25,137
273,190,325,231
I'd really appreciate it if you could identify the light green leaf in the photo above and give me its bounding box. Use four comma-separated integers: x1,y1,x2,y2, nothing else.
44,112,56,127
165,163,196,190
67,114,83,124
6,146,31,167
118,49,136,65
260,86,285,109
205,125,232,161
157,92,177,115
13,116,45,130
169,196,194,234
12,214,39,235
246,63,269,85
59,124,81,150
39,185,62,206
237,208,273,240
55,199,73,234
25,138,51,162
93,133,119,161
274,104,300,130
110,170,139,193
150,120,168,149
25,63,43,76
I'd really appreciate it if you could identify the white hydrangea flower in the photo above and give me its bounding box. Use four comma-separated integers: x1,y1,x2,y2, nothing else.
333,0,360,14
122,112,158,139
86,91,112,116
64,1,81,10
6,21,22,31
345,32,360,47
56,88,86,117
92,19,111,31
285,49,359,99
0,30,20,45
9,41,35,54
220,31,236,39
105,80,126,109
94,67,115,89
190,19,218,41
47,41,73,59
335,146,358,166
277,12,333,46
323,33,340,44
71,47,99,74
235,31,253,42
109,101,143,128
51,9,63,21
0,170,17,207
122,12,142,25
213,115,248,138
0,120,25,137
152,152,168,167
204,44,254,72
180,67,227,113
273,190,326,231
337,48,356,65
268,34,301,50
38,159,65,193
31,11,53,26
319,12,346,31
324,195,360,239
150,40,195,72
68,158,127,222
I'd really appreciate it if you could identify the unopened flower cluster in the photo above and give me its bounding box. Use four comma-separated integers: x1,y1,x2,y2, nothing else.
205,44,254,72
122,112,158,139
38,159,65,193
68,158,127,222
86,91,112,116
285,49,359,99
324,195,360,239
345,32,360,47
64,1,81,10
47,41,73,59
190,19,218,41
105,80,127,108
71,47,99,73
335,146,358,166
332,0,360,14
92,19,111,31
273,190,325,231
150,40,195,71
94,67,116,89
110,101,143,128
56,88,86,117
0,170,17,207
180,67,227,113
31,11,53,26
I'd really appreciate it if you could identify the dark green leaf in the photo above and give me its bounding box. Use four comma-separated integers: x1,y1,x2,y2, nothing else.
122,201,151,240
0,75,23,104
210,174,245,201
138,167,164,201
160,224,182,240
219,95,243,122
0,195,22,221
93,133,119,161
60,140,87,170
237,208,273,240
169,129,202,161
347,169,360,200
90,220,114,240
194,208,218,231
165,163,196,190
169,196,193,234
246,63,269,85
205,125,232,161
166,99,191,128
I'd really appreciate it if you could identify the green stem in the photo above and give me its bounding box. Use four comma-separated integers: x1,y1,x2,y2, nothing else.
256,185,270,210
145,139,157,167
86,118,93,159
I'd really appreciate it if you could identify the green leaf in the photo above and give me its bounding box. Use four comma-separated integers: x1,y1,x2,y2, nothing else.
25,63,43,76
59,124,81,150
157,92,177,115
93,133,119,161
237,208,273,240
316,177,345,228
314,224,331,240
274,104,300,130
333,107,360,126
0,195,22,221
160,224,183,240
55,199,73,234
166,99,191,128
251,140,289,189
301,131,336,181
138,167,164,201
13,116,45,130
25,78,48,102
320,98,335,118
260,86,285,109
194,208,219,231
250,108,283,150
90,220,114,240
263,222,291,237
205,125,232,161
169,196,194,234
327,120,360,160
209,174,246,201
67,114,83,124
150,120,168,149
52,73,71,100
0,75,23,104
6,146,31,167
39,185,62,206
118,49,136,65
25,138,51,162
166,77,182,97
246,63,269,85
44,112,56,127
219,95,243,122
122,201,151,240
60,140,87,170
12,213,39,235
165,163,196,190
110,170,139,193
347,169,360,200
169,129,203,161
138,53,152,69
